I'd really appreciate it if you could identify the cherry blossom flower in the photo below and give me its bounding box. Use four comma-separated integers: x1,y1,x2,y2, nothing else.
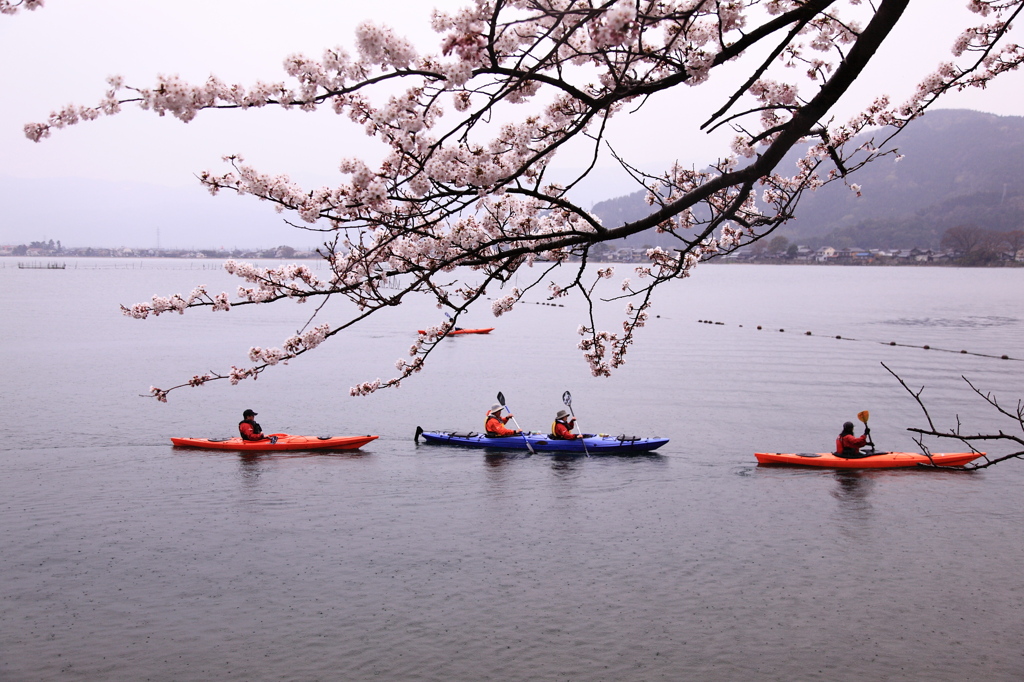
1,0,43,16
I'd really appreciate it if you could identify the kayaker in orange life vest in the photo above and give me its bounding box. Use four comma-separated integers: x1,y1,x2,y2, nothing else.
551,410,579,440
835,420,871,458
239,409,277,443
485,403,521,437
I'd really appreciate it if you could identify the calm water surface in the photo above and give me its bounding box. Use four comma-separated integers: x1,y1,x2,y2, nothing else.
2,260,1023,681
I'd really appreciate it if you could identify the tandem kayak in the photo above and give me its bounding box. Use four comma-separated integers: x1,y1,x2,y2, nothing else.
754,451,983,468
170,434,379,452
416,327,494,336
415,428,668,454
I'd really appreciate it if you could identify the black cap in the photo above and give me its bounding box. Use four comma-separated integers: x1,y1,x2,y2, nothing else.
243,409,257,417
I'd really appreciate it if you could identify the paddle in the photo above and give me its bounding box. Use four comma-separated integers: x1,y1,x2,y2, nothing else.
497,391,535,455
857,410,875,451
562,390,590,457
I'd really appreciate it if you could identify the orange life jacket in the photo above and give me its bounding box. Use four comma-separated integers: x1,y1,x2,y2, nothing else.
835,433,868,455
485,411,515,436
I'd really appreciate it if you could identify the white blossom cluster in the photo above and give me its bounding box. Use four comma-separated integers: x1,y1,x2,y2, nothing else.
490,290,520,317
286,324,332,355
122,284,216,319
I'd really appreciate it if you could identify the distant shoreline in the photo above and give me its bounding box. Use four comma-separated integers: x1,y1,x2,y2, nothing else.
2,253,1021,268
710,259,1023,268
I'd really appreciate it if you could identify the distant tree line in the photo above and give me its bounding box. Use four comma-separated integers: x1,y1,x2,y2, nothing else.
939,225,1024,265
9,239,61,255
746,236,799,258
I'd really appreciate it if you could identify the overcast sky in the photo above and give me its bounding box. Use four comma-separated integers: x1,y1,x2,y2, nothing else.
1,1,1022,248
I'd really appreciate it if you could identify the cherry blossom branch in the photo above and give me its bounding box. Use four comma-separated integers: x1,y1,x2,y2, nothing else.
22,0,1024,399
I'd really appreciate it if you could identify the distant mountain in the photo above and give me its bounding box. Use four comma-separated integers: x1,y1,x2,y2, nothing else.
590,109,1024,250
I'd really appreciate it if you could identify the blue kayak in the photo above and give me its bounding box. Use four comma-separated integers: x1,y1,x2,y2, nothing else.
415,428,668,454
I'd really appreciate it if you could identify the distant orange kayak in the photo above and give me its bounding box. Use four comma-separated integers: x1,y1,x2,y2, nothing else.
754,451,982,468
416,327,494,336
171,434,378,451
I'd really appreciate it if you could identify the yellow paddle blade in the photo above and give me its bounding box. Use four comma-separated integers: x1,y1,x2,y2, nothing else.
857,410,870,424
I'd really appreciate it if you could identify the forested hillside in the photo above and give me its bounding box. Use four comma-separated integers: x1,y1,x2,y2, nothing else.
591,110,1024,250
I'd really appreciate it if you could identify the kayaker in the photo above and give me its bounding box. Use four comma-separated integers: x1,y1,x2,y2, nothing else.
239,409,277,443
551,409,579,440
835,420,871,458
485,403,521,437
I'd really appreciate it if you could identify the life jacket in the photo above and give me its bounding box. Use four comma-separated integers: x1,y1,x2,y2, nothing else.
551,419,576,439
239,419,264,440
485,411,514,437
835,433,867,456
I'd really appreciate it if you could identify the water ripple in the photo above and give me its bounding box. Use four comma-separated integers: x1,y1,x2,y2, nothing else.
882,315,1018,328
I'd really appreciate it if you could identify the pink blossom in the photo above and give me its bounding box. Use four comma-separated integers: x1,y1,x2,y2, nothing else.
1,0,44,15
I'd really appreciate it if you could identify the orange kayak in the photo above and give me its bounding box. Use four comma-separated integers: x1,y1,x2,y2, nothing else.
754,451,982,468
416,328,494,336
171,434,378,451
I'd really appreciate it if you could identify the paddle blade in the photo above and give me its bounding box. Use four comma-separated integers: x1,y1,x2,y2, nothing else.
857,410,870,424
497,391,506,406
562,391,572,406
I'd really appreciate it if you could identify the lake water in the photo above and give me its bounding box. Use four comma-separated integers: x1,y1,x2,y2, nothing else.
2,259,1023,681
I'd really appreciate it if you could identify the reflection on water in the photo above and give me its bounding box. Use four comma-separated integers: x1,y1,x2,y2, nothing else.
883,315,1019,328
237,452,266,488
831,469,874,519
548,454,586,477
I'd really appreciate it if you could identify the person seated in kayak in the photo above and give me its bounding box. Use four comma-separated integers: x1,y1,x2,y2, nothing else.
239,409,277,443
551,410,579,440
485,403,521,437
835,420,871,458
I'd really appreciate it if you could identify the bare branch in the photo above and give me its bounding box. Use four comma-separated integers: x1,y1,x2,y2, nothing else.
884,362,1024,469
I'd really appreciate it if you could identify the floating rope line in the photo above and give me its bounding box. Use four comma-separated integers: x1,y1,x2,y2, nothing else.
485,298,565,307
695,319,1020,362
